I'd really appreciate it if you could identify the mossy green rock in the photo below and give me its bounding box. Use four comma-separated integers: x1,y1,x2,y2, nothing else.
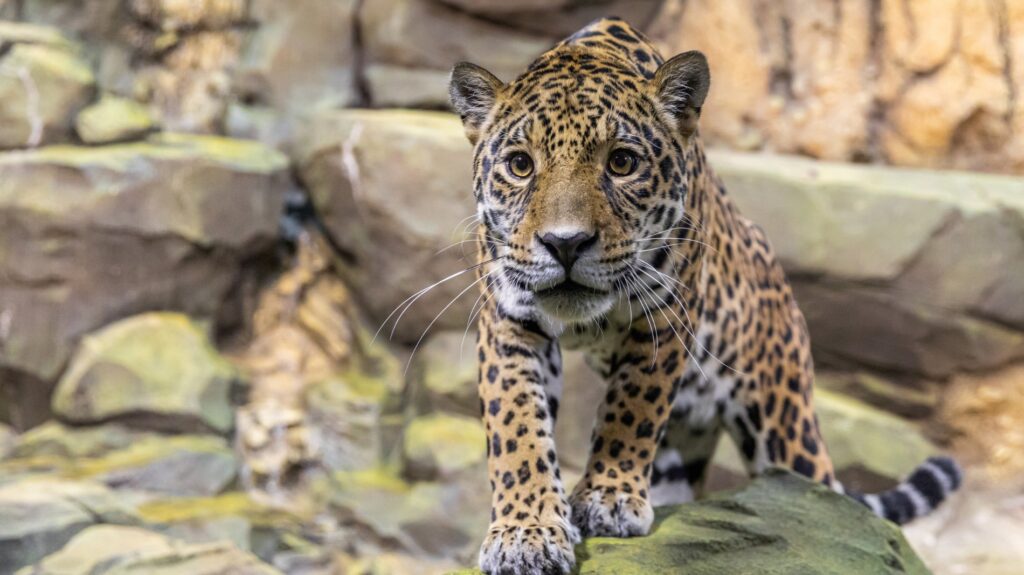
1,422,236,496
74,96,155,144
451,470,929,575
52,313,238,433
403,413,486,479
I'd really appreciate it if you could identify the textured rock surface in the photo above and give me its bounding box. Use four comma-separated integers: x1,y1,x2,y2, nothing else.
74,96,155,144
52,313,238,433
0,133,287,428
650,0,1024,174
453,470,929,575
0,22,95,149
297,109,478,342
0,478,139,574
1,422,237,496
402,413,485,480
16,524,282,575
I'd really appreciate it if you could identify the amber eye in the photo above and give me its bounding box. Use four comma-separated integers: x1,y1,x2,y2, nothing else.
607,149,638,176
507,153,534,179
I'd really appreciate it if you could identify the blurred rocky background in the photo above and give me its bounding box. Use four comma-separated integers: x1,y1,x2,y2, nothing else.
0,1,1022,574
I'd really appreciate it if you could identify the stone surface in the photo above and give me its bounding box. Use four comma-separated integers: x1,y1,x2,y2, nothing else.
16,524,282,575
408,331,479,417
236,0,358,114
52,313,238,433
650,0,1024,175
74,96,155,144
0,23,96,149
0,424,13,460
402,413,485,480
713,149,1024,377
296,109,479,343
330,468,488,560
1,422,237,496
361,0,550,108
454,470,929,575
0,133,288,429
0,478,139,573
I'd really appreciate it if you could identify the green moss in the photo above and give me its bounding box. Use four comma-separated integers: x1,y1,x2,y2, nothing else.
449,471,929,575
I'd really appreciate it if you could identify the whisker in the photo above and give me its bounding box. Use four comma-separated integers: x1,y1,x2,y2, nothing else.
405,269,499,375
373,256,505,343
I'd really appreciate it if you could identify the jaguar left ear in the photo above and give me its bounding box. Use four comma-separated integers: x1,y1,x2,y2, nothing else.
653,51,710,137
449,62,504,145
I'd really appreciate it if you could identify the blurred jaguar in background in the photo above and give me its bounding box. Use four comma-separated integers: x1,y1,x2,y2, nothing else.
448,17,962,575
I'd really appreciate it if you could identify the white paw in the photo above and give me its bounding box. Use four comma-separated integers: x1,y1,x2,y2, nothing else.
478,522,580,575
570,486,654,538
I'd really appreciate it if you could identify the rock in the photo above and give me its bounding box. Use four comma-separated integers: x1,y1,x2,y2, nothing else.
52,313,239,434
713,149,1024,377
236,0,358,114
364,65,451,109
649,0,1024,174
235,232,405,494
16,524,282,575
296,109,479,342
0,133,288,428
0,424,14,460
74,96,155,144
361,0,550,108
135,491,310,559
453,470,929,574
408,331,479,417
0,478,138,573
330,468,489,560
816,370,940,420
0,23,96,149
305,369,403,475
1,422,236,496
402,413,485,480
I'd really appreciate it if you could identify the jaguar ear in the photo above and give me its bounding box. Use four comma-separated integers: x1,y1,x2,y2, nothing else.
653,51,710,137
449,62,504,145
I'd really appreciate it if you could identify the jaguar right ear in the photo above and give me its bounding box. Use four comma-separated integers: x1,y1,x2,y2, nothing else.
449,62,504,145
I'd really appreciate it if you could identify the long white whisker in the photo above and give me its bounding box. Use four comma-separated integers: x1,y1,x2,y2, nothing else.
373,256,505,342
406,269,498,376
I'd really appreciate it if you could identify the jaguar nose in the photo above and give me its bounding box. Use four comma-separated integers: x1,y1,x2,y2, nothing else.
538,230,598,270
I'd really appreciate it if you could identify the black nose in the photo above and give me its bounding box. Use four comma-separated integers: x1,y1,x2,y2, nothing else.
538,230,598,270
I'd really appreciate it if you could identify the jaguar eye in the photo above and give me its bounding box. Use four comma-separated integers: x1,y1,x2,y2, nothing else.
607,149,638,176
507,153,534,178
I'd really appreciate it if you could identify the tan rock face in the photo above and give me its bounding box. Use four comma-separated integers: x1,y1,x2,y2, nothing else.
651,0,1024,174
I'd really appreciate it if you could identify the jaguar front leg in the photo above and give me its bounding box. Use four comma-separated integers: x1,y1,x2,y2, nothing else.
570,317,690,538
476,307,579,575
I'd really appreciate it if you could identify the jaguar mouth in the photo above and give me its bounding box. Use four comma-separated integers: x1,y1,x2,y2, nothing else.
535,280,609,299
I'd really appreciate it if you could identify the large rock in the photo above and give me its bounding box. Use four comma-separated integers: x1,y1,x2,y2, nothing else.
407,331,479,417
296,110,479,342
0,22,95,149
650,0,1024,175
1,422,237,496
51,313,238,433
454,470,928,574
361,0,550,108
16,524,282,575
713,149,1024,377
0,133,288,428
236,0,358,113
0,478,138,574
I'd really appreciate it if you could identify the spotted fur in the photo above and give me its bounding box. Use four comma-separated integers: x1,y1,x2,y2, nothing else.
449,18,961,575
